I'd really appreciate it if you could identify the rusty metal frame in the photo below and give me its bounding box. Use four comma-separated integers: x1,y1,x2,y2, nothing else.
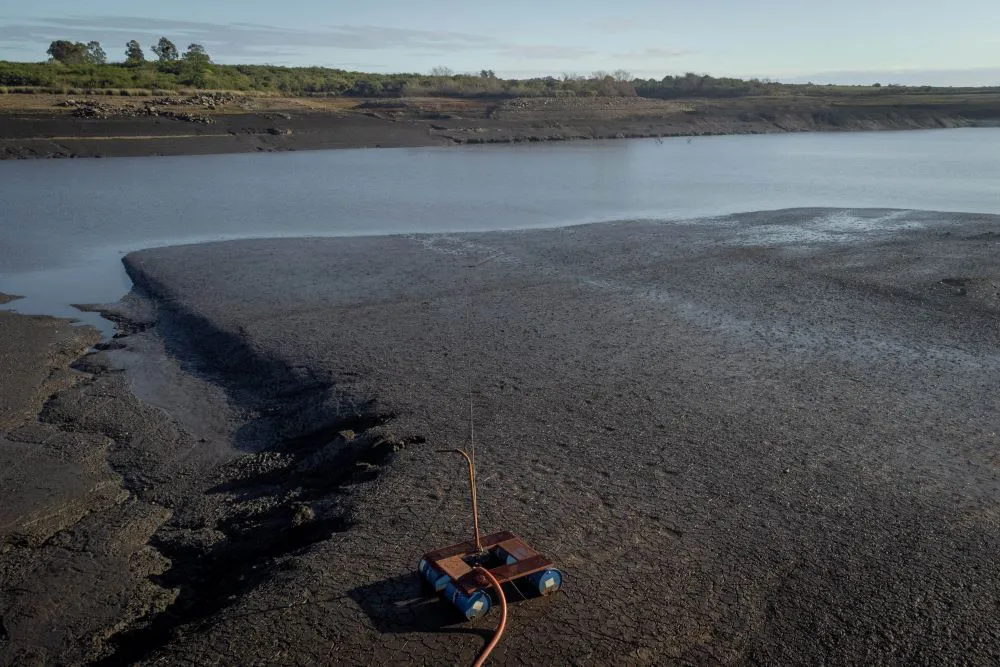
423,530,554,595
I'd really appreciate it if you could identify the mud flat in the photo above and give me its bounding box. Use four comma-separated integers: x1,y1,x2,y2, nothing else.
3,208,1000,664
0,309,171,665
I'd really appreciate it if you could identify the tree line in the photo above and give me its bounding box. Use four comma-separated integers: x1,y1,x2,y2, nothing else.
40,37,214,86
0,39,974,98
46,37,210,67
0,62,656,97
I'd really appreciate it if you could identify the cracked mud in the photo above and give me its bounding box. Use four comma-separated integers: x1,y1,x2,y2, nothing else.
2,208,1000,665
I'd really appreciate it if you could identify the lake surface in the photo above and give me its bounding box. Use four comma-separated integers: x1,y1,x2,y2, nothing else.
1,128,999,334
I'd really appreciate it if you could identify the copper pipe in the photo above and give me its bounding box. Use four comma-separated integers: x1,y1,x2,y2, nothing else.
437,448,482,552
471,566,508,667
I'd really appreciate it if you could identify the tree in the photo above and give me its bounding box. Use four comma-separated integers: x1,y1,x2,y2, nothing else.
152,37,179,62
430,66,453,77
612,69,632,83
352,77,384,96
480,69,496,79
125,40,145,66
178,44,212,85
85,41,107,65
46,40,88,65
183,43,211,65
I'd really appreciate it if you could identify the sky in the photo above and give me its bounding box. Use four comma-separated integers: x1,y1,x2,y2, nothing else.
1,1,999,85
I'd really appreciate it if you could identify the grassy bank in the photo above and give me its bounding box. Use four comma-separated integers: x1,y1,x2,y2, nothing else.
4,60,1000,100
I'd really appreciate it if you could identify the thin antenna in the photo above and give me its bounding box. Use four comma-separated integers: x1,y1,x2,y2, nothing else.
469,386,475,476
467,279,478,548
444,250,497,554
467,289,476,478
464,254,498,523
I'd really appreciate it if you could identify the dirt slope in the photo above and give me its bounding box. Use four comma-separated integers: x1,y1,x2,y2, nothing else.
2,92,997,159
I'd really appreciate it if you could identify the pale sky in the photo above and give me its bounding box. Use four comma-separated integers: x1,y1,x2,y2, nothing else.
1,1,999,85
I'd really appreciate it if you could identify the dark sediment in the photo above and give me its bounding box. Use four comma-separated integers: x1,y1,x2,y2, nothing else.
2,93,998,159
0,297,423,664
0,109,450,160
116,209,1000,663
0,311,171,666
3,208,1000,664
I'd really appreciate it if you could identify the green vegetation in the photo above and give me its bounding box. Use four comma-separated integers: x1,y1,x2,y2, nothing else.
0,56,642,96
3,37,998,99
635,73,784,98
125,40,145,66
152,37,179,63
44,40,107,65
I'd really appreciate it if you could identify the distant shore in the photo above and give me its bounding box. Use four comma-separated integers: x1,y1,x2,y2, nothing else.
2,91,998,159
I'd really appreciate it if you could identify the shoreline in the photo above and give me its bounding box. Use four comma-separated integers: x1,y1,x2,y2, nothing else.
3,92,998,159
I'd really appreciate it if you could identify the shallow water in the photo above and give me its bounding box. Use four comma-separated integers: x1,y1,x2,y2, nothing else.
1,128,999,334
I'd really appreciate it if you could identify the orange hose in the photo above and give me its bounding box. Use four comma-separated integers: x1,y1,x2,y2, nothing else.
471,566,508,667
438,449,482,552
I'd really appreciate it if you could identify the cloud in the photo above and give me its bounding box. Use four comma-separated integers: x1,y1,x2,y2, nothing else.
496,44,597,60
588,18,643,34
613,47,692,60
0,15,590,64
0,16,488,55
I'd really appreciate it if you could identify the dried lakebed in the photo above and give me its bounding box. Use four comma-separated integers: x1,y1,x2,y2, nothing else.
2,207,999,664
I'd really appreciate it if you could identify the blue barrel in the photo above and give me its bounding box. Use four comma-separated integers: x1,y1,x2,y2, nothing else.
494,547,518,566
527,568,562,596
443,580,491,620
418,559,450,592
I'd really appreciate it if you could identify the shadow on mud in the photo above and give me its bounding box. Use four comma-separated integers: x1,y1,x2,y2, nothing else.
349,570,548,641
349,573,493,639
92,280,425,665
95,414,424,666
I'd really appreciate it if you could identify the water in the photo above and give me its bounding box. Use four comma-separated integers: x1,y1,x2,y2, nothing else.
1,128,999,334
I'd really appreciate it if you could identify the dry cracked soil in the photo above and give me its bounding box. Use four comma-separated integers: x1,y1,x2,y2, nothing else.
2,208,1000,665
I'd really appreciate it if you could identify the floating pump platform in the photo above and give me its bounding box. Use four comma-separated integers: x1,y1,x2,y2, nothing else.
419,449,563,622
419,530,562,619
